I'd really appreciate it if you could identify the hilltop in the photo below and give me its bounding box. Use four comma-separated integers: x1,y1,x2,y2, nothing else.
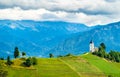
0,53,120,77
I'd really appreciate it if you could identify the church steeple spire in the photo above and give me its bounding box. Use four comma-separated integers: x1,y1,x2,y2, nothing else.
90,40,93,44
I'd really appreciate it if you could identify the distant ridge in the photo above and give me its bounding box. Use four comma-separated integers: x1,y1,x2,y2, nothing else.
0,20,89,57
0,20,120,57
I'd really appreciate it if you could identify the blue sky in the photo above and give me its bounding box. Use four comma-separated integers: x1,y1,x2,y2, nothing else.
0,0,120,26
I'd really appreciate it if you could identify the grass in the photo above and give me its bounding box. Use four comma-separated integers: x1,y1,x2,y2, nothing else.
4,58,79,77
60,56,105,77
1,53,120,77
81,53,120,77
7,67,37,77
34,58,80,77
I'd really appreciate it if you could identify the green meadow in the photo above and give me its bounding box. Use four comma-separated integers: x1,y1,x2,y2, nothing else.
81,53,120,77
1,53,120,77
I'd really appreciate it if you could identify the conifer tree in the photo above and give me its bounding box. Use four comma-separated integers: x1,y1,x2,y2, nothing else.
6,56,12,66
14,47,19,58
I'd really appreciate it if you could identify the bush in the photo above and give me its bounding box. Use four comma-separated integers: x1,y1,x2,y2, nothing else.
65,53,74,57
108,75,113,77
109,51,120,62
49,53,54,58
57,55,63,58
92,42,120,63
6,56,13,66
0,58,4,60
23,57,37,67
22,52,26,56
0,70,8,77
31,57,37,65
23,58,32,67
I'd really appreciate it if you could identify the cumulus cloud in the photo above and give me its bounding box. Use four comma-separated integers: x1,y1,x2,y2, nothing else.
0,0,120,26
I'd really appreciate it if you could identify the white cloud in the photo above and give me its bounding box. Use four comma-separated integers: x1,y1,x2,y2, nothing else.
0,0,120,26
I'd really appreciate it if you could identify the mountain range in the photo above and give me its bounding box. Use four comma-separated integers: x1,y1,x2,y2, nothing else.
0,20,120,57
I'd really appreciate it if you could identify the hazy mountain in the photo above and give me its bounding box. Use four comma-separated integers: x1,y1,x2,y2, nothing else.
0,20,89,57
50,21,120,57
0,20,120,58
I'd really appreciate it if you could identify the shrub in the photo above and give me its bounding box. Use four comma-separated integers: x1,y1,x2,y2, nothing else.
22,52,26,56
57,55,63,58
49,53,54,58
65,53,74,57
31,57,37,65
0,58,4,60
23,58,32,67
6,56,13,66
108,75,113,77
23,57,37,67
92,43,120,63
0,70,8,77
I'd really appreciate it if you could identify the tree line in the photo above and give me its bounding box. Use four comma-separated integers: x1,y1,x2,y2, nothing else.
92,43,120,62
4,47,37,67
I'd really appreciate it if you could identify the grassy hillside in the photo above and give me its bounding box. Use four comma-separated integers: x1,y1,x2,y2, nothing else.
81,53,120,77
4,58,80,77
34,58,80,77
60,56,105,77
1,53,120,77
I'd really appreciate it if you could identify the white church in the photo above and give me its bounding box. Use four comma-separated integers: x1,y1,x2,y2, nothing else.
89,40,98,52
